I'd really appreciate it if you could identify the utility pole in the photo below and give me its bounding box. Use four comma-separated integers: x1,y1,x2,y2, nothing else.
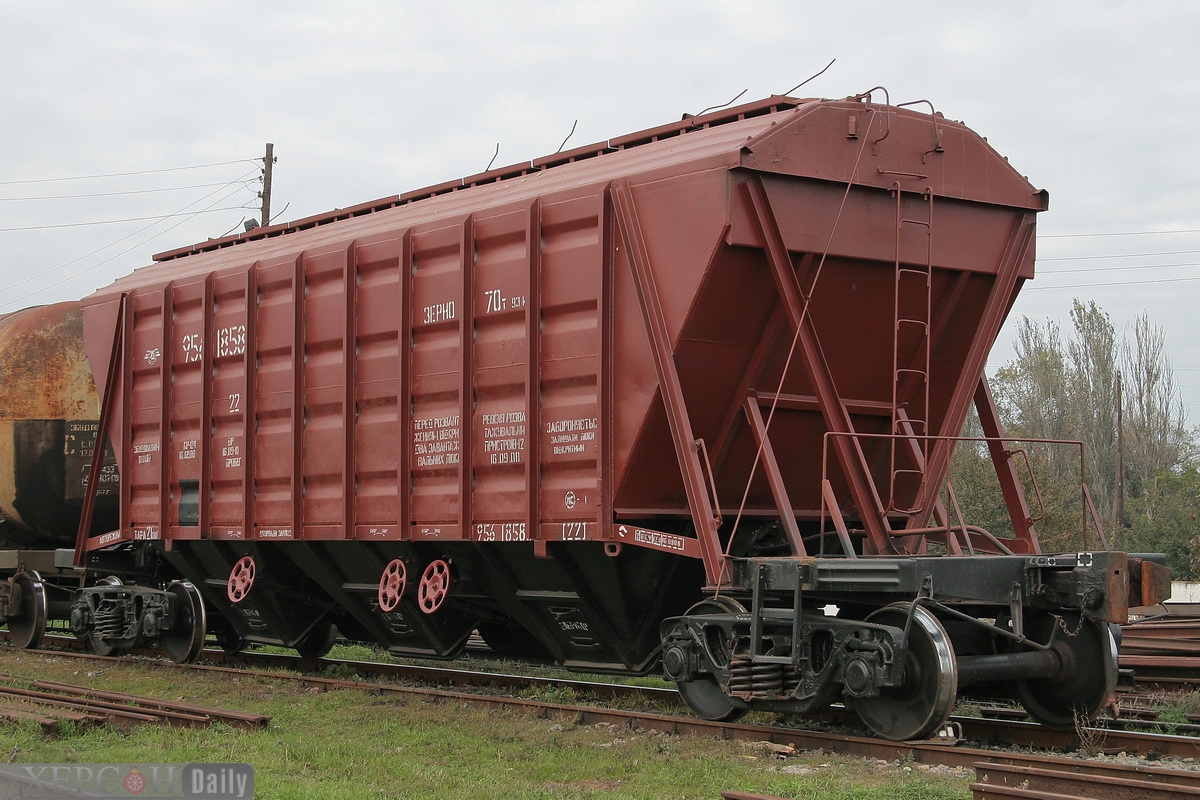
261,143,275,228
1115,368,1125,534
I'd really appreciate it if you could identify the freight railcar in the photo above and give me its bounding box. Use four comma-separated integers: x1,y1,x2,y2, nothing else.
2,93,1171,740
0,302,118,546
0,302,124,651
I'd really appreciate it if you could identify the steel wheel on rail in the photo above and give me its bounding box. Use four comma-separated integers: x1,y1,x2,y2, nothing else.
849,603,958,741
89,630,121,656
161,581,207,664
294,620,338,659
673,596,748,723
6,571,47,649
1010,611,1116,731
214,630,248,655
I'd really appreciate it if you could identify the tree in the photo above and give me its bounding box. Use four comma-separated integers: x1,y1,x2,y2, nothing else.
1066,300,1119,531
1122,313,1191,503
983,302,1195,557
988,307,1107,552
1123,467,1200,580
991,315,1071,483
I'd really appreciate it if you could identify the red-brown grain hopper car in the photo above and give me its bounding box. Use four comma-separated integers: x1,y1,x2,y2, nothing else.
5,94,1171,740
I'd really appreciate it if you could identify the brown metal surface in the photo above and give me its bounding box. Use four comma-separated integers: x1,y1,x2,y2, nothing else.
18,677,269,730
0,302,98,421
75,294,126,560
612,179,726,584
0,302,117,543
1119,610,1200,683
81,95,1046,564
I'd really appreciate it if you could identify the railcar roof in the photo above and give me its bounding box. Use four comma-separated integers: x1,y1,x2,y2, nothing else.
88,94,1042,298
152,96,802,264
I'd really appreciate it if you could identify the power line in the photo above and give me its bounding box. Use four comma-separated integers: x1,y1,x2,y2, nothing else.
0,182,253,313
0,159,259,186
1040,261,1200,275
1039,249,1200,262
0,179,259,202
1025,274,1200,290
0,169,260,307
0,207,252,232
1041,227,1200,239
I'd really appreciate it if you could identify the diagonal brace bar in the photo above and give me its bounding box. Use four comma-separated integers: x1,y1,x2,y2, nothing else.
611,180,728,586
74,295,127,564
741,177,893,553
974,376,1041,554
742,397,806,556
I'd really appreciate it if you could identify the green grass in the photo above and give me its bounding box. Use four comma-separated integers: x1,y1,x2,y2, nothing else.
1,650,972,799
1144,690,1200,735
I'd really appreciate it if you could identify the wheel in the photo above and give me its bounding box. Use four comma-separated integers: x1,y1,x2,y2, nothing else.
161,581,207,664
227,556,256,603
1011,611,1116,731
6,571,47,649
295,620,338,659
850,603,958,741
214,630,248,655
674,596,748,723
89,629,119,656
377,559,406,612
417,560,451,614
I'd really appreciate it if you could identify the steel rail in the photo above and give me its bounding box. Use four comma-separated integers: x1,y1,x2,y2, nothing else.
6,645,1200,767
0,672,271,733
970,756,1200,799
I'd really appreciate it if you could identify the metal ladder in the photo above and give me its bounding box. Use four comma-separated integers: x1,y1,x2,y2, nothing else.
889,186,933,513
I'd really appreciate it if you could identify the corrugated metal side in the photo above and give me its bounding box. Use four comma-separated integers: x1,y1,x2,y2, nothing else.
106,185,611,546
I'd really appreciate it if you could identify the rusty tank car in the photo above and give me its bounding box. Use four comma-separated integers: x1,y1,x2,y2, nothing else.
1,93,1170,740
0,302,118,546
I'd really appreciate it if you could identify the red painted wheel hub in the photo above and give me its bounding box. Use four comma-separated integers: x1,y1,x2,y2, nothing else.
227,556,256,603
377,559,407,612
417,560,450,614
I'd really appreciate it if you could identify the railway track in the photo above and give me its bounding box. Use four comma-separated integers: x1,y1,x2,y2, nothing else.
200,645,1200,759
6,645,1200,798
12,633,1200,757
1118,608,1200,686
969,756,1200,799
8,643,1200,761
0,672,270,736
733,762,1200,800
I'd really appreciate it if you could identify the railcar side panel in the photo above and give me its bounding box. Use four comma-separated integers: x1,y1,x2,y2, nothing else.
208,269,252,539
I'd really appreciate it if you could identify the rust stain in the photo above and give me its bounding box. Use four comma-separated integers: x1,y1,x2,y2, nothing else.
0,301,99,421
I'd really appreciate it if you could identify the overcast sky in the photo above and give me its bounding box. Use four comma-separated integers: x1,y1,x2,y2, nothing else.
3,2,1199,416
